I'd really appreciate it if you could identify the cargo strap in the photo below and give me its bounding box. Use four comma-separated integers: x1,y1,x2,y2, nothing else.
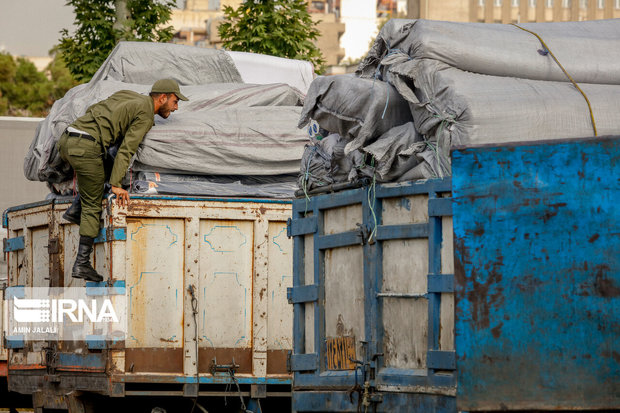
511,23,597,137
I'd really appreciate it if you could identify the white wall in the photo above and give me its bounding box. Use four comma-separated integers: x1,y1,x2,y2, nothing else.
0,117,50,216
340,0,378,61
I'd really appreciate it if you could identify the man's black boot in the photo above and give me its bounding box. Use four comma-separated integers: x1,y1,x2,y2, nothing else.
63,194,81,225
72,236,103,282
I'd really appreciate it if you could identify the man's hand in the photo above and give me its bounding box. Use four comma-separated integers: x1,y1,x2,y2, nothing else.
110,185,130,207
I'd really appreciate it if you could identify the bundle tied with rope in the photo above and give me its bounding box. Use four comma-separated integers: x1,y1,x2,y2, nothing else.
297,18,620,199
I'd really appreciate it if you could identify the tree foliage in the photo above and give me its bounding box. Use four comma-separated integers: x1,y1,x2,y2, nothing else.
0,52,78,117
219,0,326,74
58,0,176,82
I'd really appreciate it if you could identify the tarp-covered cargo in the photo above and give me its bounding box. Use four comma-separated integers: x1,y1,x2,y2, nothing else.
358,18,620,84
24,42,313,198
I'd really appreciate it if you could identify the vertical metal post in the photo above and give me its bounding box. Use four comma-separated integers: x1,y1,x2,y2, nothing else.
427,192,442,361
314,202,324,374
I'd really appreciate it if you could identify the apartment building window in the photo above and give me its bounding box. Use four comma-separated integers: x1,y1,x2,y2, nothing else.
597,0,604,8
562,0,571,7
616,0,620,8
547,0,553,8
495,0,502,6
529,0,536,7
512,0,520,6
479,0,485,6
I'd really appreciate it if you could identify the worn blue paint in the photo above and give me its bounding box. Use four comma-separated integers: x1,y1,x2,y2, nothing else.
291,178,455,412
203,225,246,252
452,137,620,410
272,227,287,252
5,286,25,299
57,353,106,371
85,280,125,296
3,236,25,252
94,227,127,244
129,223,176,246
130,195,292,204
5,335,25,349
3,199,56,227
428,197,453,217
376,223,428,240
287,217,317,237
288,284,318,304
85,335,107,350
428,274,454,293
317,231,360,250
292,390,456,412
170,376,291,385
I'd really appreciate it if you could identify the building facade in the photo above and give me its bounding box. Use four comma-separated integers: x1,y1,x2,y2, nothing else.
170,0,346,66
410,0,620,22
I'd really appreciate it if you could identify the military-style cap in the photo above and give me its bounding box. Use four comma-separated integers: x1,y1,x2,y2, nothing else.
151,79,189,101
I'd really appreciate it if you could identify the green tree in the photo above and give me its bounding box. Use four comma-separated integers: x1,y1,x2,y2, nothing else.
219,0,326,74
0,51,79,117
47,49,81,101
58,0,176,82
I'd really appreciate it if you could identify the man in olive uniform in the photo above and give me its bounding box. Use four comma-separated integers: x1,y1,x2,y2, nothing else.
57,79,189,282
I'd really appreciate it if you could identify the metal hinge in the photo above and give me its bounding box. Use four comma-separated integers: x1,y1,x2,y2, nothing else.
45,237,59,254
286,218,292,239
286,351,292,373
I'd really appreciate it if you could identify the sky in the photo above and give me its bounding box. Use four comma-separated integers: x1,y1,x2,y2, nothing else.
0,0,184,57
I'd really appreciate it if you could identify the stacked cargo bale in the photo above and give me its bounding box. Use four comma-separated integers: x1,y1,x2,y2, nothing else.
298,18,620,194
24,42,314,199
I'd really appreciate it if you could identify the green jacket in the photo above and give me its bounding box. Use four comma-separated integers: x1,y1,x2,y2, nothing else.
72,90,155,187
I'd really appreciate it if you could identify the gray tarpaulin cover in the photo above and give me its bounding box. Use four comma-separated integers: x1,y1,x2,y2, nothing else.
358,18,620,84
24,42,310,197
388,58,620,147
132,172,297,199
298,75,413,155
298,19,620,193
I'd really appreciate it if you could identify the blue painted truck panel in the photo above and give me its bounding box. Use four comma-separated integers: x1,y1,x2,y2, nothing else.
452,137,620,410
290,179,456,412
292,136,619,412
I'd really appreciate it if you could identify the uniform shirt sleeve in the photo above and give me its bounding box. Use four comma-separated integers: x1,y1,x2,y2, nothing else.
109,110,153,187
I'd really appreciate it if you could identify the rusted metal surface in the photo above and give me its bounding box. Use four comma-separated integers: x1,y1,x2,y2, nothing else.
4,197,294,402
197,348,252,374
266,349,288,375
125,348,183,373
452,138,620,410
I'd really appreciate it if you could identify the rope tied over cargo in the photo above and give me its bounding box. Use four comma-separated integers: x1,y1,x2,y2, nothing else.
366,155,379,244
511,23,598,137
427,115,454,179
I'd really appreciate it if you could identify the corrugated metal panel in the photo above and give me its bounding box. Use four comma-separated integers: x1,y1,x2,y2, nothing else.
452,137,620,410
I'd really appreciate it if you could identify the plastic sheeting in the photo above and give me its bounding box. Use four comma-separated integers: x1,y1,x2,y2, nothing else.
298,75,413,155
137,106,307,176
358,19,620,85
226,51,315,95
389,58,620,147
25,80,305,182
90,41,242,85
298,133,371,192
132,172,297,199
24,42,313,196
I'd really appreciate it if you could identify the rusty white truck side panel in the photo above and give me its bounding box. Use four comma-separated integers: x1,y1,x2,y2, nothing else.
4,197,293,389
